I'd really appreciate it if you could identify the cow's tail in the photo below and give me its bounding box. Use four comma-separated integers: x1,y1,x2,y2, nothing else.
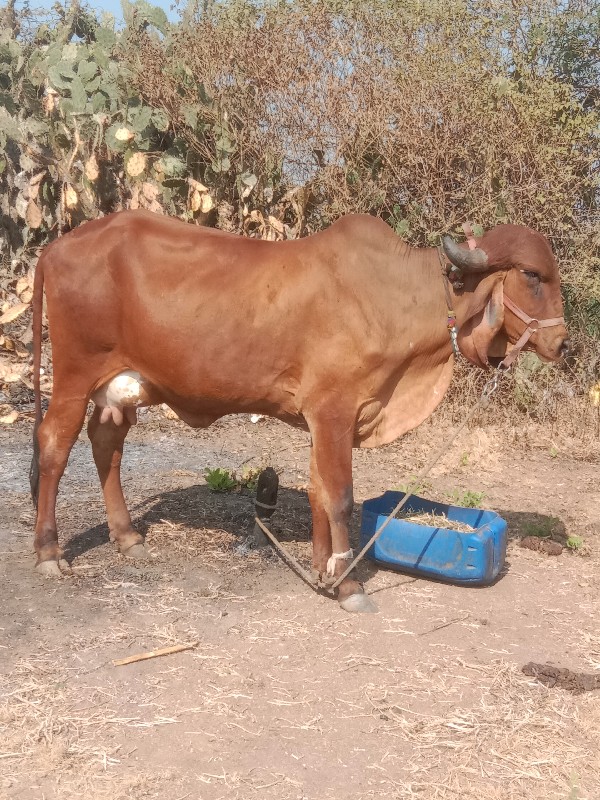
29,252,45,508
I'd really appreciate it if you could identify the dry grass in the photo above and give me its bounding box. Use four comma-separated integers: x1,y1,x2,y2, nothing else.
344,661,600,799
580,632,600,672
0,650,162,798
1,415,598,800
399,512,475,533
2,580,599,800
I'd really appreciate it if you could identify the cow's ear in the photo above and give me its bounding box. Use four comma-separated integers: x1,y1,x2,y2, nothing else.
457,273,506,368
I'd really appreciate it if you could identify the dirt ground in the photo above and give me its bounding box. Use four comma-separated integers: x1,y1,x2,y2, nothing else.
1,411,599,800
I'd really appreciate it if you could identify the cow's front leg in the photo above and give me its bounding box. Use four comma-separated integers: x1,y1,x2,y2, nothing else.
307,404,377,613
307,442,332,581
87,406,149,560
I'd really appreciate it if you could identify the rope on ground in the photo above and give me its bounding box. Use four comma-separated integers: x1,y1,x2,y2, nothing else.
254,515,318,588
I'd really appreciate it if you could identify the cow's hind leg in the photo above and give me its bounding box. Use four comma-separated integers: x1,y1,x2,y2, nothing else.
307,402,377,613
34,395,88,576
87,406,149,559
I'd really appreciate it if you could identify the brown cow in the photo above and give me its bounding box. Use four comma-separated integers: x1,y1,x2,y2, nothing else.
29,211,569,612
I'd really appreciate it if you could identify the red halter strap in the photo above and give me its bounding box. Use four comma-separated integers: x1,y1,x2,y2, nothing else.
500,294,565,369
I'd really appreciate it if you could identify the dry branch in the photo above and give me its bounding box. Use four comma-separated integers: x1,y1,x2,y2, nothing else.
112,641,199,667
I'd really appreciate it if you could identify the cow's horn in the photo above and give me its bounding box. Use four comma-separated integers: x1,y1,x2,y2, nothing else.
442,235,489,272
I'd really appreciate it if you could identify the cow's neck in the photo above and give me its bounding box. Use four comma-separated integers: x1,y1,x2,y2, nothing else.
427,257,493,353
399,245,465,356
355,246,458,448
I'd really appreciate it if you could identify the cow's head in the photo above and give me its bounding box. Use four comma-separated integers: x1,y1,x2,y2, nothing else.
442,224,570,369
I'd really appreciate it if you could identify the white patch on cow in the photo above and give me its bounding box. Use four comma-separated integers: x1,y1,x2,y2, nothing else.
409,341,414,349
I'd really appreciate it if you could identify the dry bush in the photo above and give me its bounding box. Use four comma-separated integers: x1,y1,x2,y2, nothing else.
1,0,599,427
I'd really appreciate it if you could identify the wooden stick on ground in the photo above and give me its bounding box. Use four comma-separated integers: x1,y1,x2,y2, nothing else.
112,641,199,667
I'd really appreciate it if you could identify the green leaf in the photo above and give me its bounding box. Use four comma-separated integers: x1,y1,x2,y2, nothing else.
21,117,48,137
125,0,169,34
393,217,410,236
57,60,77,81
0,92,16,114
151,108,170,132
20,152,37,171
78,59,98,85
86,75,102,92
70,77,87,112
45,43,63,68
131,105,152,132
181,104,198,128
212,122,229,139
7,39,20,58
211,156,230,173
216,136,235,153
135,136,151,151
98,78,119,99
42,181,53,202
240,171,257,187
91,91,108,112
47,65,71,91
59,97,75,117
204,467,237,493
566,535,583,551
33,23,51,44
61,43,79,62
92,44,109,70
0,107,20,140
198,83,213,106
95,26,117,50
158,154,186,177
145,4,169,34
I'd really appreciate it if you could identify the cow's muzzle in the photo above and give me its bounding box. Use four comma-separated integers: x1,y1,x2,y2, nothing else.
500,295,566,369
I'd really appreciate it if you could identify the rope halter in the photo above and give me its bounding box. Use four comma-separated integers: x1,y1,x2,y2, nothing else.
499,294,565,369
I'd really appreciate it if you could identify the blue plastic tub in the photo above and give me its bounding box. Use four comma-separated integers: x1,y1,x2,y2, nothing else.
360,492,507,586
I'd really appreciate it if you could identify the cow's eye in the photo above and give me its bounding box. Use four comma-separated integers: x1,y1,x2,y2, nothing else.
522,270,539,281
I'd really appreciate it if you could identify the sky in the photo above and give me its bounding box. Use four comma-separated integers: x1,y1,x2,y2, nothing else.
97,0,181,23
17,0,182,26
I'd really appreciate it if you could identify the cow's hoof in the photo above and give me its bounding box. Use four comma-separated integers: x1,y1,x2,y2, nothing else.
35,559,71,578
339,592,378,614
121,542,151,561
